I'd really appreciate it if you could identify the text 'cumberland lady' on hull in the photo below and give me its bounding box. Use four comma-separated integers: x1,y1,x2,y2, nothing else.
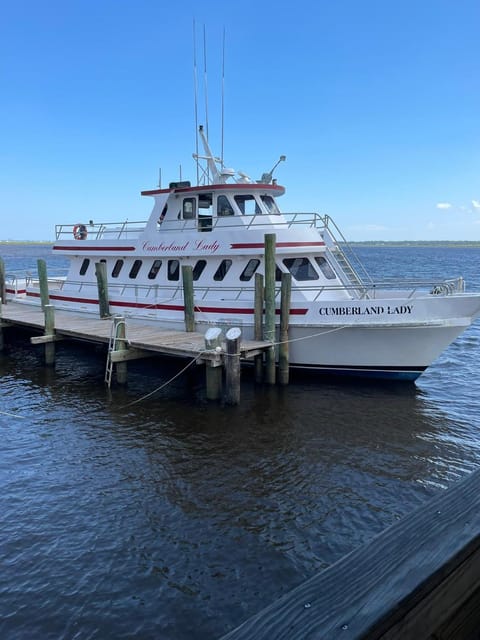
5,126,480,380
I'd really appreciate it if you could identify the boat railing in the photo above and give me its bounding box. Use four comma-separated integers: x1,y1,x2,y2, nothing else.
55,221,149,241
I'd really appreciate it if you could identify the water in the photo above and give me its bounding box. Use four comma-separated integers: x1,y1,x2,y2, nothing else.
1,244,480,639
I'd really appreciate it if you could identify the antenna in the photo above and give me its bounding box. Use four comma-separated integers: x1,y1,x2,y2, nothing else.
221,27,226,168
193,19,199,184
158,168,162,189
203,24,209,143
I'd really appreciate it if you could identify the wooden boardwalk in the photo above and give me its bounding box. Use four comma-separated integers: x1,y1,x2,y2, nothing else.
0,301,268,363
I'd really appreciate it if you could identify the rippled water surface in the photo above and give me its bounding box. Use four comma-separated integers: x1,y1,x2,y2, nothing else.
1,244,480,639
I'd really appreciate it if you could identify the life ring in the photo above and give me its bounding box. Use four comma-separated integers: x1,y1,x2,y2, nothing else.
73,224,88,240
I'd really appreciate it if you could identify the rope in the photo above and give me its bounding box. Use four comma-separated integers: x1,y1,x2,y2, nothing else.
0,410,26,419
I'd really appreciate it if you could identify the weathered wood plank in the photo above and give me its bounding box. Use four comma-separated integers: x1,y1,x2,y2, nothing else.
220,469,480,640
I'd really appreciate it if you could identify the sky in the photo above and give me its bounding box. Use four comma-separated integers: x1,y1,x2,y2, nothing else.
1,0,479,241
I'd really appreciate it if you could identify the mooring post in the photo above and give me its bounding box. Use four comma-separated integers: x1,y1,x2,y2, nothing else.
113,315,128,385
254,272,264,383
264,233,276,384
0,256,6,306
225,327,241,405
95,261,110,318
44,304,56,366
204,327,223,401
182,265,195,332
37,258,50,310
278,272,292,385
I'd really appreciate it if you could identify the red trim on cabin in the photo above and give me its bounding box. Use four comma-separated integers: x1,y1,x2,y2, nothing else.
230,241,325,249
141,183,285,196
29,291,308,315
6,288,27,295
52,245,137,252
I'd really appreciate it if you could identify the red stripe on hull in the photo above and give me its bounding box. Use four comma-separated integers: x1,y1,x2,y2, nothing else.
231,241,325,249
53,245,136,252
28,292,308,315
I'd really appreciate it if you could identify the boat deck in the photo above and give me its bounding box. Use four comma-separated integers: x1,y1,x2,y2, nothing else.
0,301,268,362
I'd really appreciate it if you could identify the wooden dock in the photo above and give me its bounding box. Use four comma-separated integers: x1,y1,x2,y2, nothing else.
0,301,270,401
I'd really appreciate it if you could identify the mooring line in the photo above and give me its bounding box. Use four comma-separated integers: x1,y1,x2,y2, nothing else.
0,410,26,419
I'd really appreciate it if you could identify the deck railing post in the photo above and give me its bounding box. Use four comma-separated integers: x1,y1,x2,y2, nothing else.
0,257,6,306
278,272,292,385
254,272,264,383
37,259,50,310
264,233,276,384
95,261,110,318
225,327,241,405
182,265,195,332
44,304,56,365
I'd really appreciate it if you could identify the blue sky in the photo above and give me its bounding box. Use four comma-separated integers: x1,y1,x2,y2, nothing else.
1,0,478,241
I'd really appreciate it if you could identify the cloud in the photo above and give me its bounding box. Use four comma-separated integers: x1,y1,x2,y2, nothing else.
436,202,452,210
472,200,480,210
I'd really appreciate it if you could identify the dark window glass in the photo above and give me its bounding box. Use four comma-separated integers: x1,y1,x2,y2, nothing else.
283,257,319,281
112,259,124,278
214,259,232,281
240,259,260,281
80,258,90,276
148,259,162,280
234,194,257,215
129,259,142,279
275,266,283,282
192,260,207,281
168,259,180,281
217,195,234,216
183,198,196,219
315,256,336,280
261,195,279,214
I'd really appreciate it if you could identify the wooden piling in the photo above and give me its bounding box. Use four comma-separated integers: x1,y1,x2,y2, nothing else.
182,265,195,332
44,304,56,365
37,258,50,310
113,316,128,384
0,256,6,305
278,272,292,385
204,327,223,401
95,261,110,318
264,233,276,384
254,272,264,383
225,327,241,405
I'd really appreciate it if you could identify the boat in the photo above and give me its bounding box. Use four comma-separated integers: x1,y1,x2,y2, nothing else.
5,126,480,380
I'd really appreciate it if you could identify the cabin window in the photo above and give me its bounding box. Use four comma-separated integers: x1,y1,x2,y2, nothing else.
79,258,90,276
234,194,261,215
214,259,232,281
168,259,180,281
182,198,196,219
283,257,319,281
275,265,284,282
315,256,336,280
148,259,162,280
192,259,207,281
261,195,279,214
240,259,260,281
112,259,124,278
217,195,234,216
129,259,142,279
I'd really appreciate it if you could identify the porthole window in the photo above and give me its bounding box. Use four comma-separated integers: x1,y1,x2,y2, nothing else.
214,259,232,281
240,259,260,281
79,258,90,276
168,259,180,281
148,259,162,280
112,259,124,278
283,257,319,281
129,259,142,279
192,259,207,281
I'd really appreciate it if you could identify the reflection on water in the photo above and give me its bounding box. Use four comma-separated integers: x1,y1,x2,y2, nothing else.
1,245,480,638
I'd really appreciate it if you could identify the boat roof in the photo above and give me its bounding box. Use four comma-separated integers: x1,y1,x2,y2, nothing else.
141,182,286,197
